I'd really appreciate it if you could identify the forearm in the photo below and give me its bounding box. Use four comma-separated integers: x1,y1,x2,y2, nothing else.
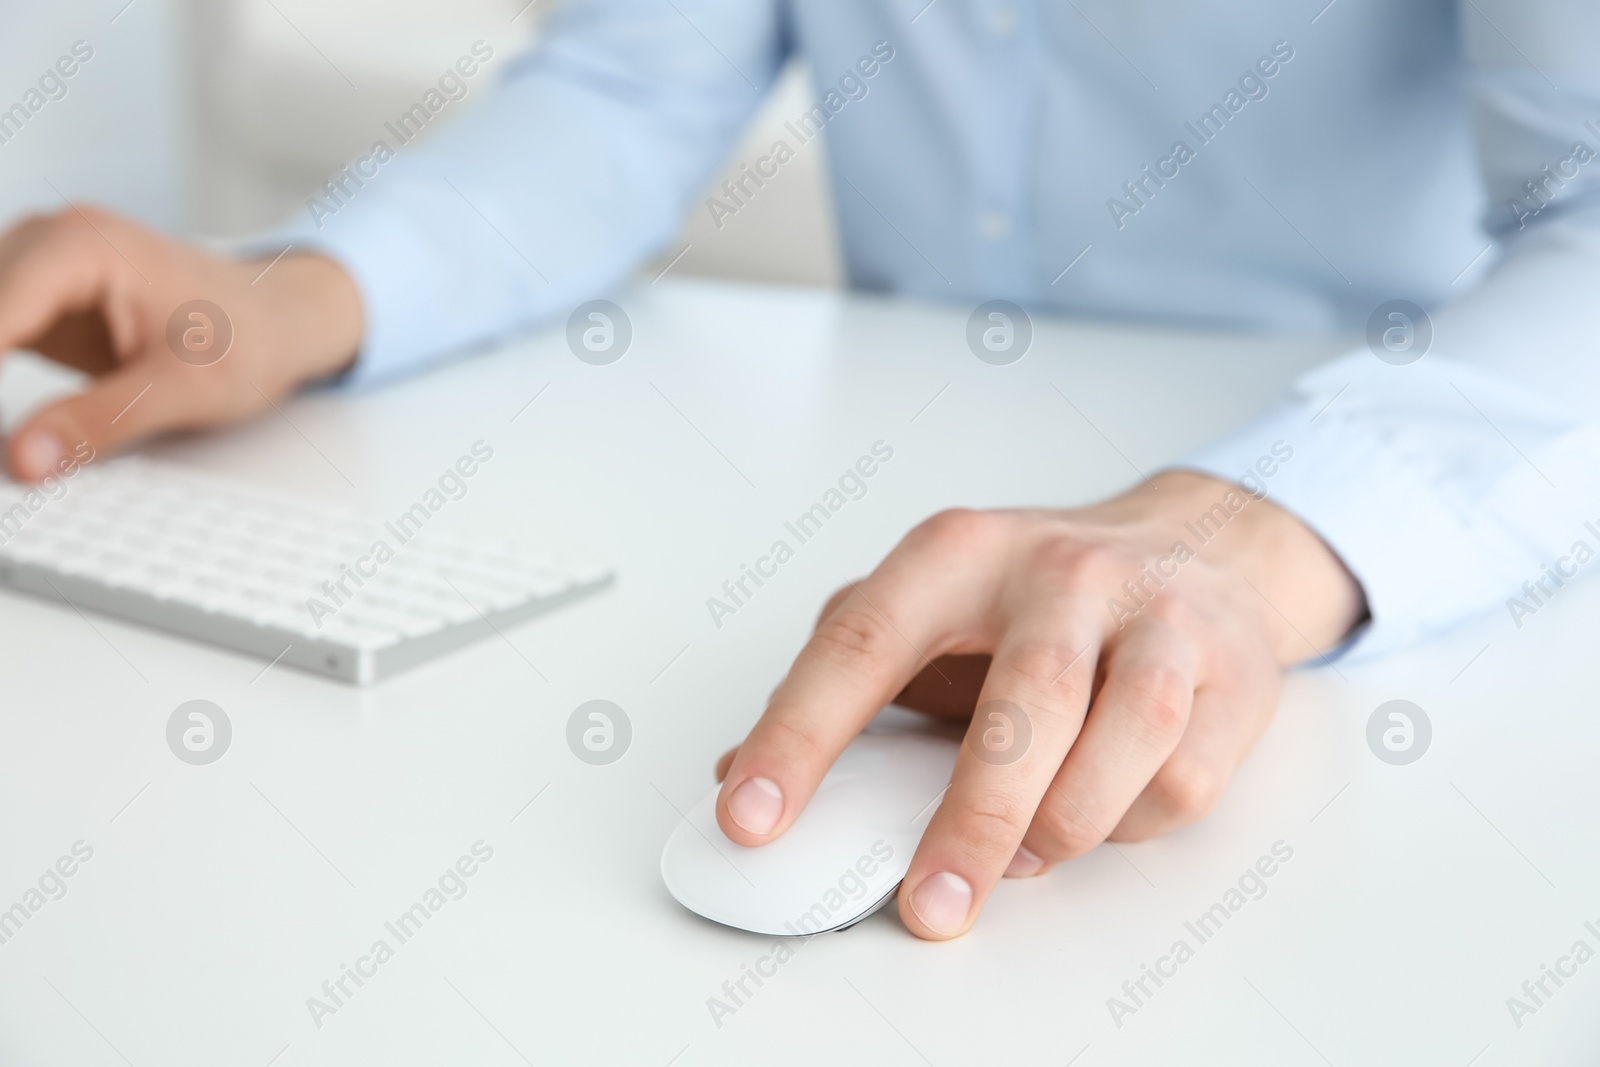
250,0,786,387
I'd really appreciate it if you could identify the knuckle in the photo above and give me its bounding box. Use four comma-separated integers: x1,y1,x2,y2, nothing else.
815,584,854,627
809,607,896,668
757,715,828,767
996,639,1081,692
65,202,110,226
1146,592,1202,631
47,208,104,255
909,507,1000,554
955,789,1034,847
1119,664,1192,739
4,211,74,257
50,204,93,235
9,211,52,238
1033,795,1108,859
1147,755,1225,823
1030,538,1123,589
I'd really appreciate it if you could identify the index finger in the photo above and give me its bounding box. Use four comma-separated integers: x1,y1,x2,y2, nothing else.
715,516,1000,846
0,211,125,358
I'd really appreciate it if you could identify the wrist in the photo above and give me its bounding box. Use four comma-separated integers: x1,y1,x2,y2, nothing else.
1111,470,1367,664
245,253,363,384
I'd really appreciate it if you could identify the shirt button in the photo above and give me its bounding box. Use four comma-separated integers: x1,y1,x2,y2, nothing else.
979,210,1011,240
988,5,1018,34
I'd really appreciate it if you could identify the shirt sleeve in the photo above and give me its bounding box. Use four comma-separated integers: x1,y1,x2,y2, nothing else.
250,0,787,386
1180,0,1600,659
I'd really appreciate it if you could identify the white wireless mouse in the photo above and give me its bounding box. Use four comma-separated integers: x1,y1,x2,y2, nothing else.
660,719,960,936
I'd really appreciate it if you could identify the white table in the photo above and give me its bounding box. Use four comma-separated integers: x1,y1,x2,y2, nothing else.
0,279,1595,1065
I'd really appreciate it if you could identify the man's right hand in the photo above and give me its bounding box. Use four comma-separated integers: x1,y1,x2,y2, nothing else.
0,205,364,482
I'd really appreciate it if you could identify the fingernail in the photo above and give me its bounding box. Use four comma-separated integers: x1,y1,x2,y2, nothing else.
727,777,783,835
909,871,972,936
1004,845,1045,879
17,430,63,479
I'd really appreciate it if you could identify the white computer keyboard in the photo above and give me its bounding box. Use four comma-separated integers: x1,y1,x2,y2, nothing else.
0,458,611,683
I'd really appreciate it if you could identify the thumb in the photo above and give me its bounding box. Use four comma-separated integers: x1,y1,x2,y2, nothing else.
7,362,189,480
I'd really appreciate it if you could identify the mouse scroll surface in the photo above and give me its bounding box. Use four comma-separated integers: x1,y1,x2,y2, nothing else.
660,729,960,936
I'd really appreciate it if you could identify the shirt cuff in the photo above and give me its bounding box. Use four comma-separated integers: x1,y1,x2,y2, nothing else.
1176,350,1597,661
232,216,432,391
232,178,544,389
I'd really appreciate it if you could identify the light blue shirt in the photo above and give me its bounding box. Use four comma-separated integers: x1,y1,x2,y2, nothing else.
271,0,1600,658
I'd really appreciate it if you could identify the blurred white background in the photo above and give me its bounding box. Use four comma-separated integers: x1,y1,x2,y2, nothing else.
0,0,840,286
